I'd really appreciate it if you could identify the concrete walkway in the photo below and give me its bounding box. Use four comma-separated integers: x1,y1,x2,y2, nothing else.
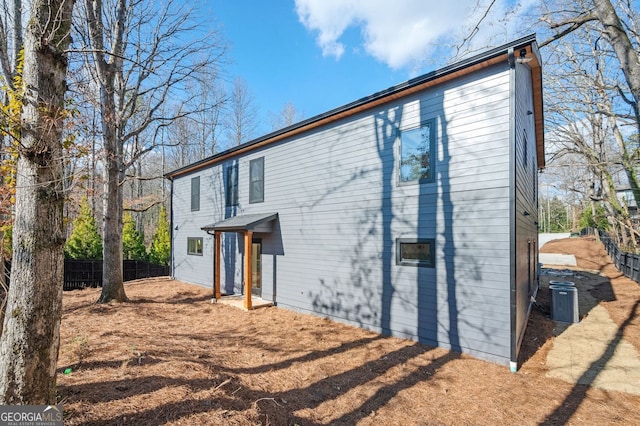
541,267,640,395
214,294,274,310
546,305,640,395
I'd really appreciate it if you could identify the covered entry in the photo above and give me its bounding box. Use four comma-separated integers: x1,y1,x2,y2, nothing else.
202,213,278,310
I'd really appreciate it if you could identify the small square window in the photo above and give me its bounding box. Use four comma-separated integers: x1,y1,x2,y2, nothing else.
399,121,435,184
187,237,203,256
396,238,435,267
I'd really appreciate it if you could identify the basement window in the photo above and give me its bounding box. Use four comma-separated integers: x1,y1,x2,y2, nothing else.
396,238,435,267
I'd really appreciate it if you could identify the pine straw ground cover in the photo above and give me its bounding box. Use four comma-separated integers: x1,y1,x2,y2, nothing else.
57,237,640,425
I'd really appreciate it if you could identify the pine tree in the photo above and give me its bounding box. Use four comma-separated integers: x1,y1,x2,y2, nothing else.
122,212,147,261
149,206,170,265
65,197,103,260
578,204,610,231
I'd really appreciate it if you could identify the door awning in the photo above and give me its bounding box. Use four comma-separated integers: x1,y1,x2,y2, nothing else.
201,212,278,233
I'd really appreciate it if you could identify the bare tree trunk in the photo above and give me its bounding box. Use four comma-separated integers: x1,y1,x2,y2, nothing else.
0,258,6,338
99,82,127,302
539,2,640,245
85,0,128,303
100,119,127,302
0,0,23,341
0,0,22,87
626,218,637,250
89,109,96,207
0,0,74,404
136,161,143,234
592,0,640,132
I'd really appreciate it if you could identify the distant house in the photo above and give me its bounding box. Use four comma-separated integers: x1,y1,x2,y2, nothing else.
165,34,544,370
616,187,639,220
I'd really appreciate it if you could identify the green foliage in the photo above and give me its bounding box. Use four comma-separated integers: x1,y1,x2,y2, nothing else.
578,203,610,231
539,196,574,233
149,206,170,265
65,197,103,260
0,50,22,260
122,212,147,261
1,224,11,260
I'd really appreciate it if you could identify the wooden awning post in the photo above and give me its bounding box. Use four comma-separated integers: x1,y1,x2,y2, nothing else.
244,230,253,310
214,231,221,300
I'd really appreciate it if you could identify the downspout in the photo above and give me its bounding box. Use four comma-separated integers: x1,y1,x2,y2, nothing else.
507,47,518,373
169,178,175,279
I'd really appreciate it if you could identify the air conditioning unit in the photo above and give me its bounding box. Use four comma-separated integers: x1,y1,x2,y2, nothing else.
549,280,574,308
549,283,579,323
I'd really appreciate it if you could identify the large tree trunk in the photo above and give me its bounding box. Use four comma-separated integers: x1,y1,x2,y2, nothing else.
85,0,128,303
100,137,127,302
591,0,640,216
0,0,74,404
98,90,127,303
592,0,640,131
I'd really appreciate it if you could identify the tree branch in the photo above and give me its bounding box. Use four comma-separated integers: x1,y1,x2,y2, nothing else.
539,12,597,48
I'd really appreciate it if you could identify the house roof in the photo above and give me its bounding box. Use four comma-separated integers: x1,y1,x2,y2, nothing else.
166,34,543,180
201,212,278,233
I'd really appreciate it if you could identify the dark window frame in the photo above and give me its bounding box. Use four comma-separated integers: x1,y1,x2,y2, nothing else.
225,165,238,207
396,238,435,267
187,237,203,256
398,119,436,185
191,176,200,211
249,157,264,204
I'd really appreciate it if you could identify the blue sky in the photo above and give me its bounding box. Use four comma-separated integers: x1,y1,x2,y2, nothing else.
205,0,535,135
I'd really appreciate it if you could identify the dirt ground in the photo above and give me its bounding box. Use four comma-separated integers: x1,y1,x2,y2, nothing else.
57,236,640,425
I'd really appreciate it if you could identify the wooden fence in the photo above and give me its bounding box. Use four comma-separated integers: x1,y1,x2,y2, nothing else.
3,260,170,291
583,228,640,283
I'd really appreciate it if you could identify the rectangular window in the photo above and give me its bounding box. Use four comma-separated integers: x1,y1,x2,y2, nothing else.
225,165,238,207
187,237,203,256
396,238,435,267
399,120,435,184
249,157,264,203
191,176,200,211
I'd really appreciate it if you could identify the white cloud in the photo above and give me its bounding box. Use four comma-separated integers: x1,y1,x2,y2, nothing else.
295,0,537,70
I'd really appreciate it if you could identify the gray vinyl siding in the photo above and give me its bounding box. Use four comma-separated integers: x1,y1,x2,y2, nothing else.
513,62,539,359
171,60,524,365
171,171,214,288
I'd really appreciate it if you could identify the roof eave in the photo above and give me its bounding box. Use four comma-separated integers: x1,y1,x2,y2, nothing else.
166,34,542,179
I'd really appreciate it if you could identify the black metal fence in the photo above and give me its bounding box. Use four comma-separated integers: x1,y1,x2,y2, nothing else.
123,260,170,282
3,260,170,291
583,227,640,283
64,260,103,290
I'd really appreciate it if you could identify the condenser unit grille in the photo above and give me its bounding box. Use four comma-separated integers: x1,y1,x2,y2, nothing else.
549,284,579,323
